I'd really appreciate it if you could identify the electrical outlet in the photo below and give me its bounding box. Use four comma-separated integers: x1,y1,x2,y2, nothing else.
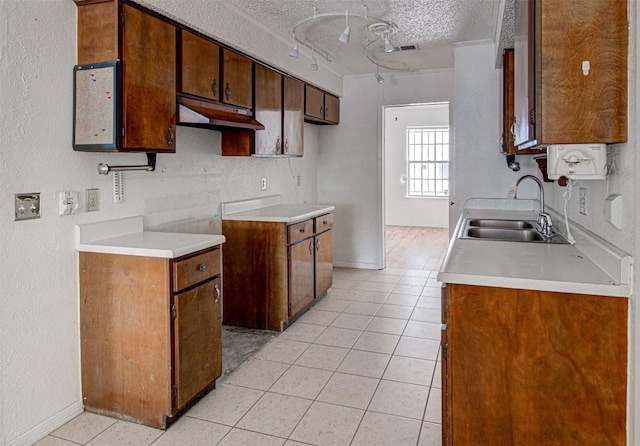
579,187,587,215
14,193,40,221
261,177,267,190
87,188,99,212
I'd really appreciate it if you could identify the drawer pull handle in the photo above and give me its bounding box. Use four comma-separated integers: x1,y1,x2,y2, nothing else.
214,283,221,303
198,264,206,272
323,220,328,225
299,228,305,233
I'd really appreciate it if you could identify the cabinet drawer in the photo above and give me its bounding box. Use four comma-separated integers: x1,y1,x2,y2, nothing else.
315,213,333,233
173,248,221,292
288,219,313,244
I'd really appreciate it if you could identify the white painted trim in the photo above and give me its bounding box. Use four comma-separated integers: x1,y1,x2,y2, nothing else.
8,402,83,446
452,39,495,48
334,260,381,270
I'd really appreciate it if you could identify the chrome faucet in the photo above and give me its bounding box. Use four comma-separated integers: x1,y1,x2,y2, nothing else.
514,174,553,237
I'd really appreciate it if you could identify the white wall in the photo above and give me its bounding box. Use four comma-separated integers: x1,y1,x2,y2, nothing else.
0,1,323,445
318,70,454,269
451,41,540,229
384,104,449,228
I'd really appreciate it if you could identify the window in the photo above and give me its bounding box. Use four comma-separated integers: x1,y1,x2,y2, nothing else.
406,126,449,197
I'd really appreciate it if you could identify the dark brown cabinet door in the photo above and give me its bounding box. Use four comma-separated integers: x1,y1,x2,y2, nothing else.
181,30,219,101
515,0,627,148
174,278,222,409
503,49,542,155
304,85,324,120
315,230,333,297
445,284,627,445
323,94,340,124
222,49,253,109
121,5,176,152
288,239,314,317
255,65,283,155
283,76,304,156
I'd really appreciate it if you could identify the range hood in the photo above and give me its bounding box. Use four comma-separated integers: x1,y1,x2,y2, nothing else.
177,96,264,131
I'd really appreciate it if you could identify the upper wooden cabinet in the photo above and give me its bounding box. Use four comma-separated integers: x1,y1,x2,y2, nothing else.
283,76,304,156
75,1,176,153
514,0,627,149
222,49,253,109
304,85,340,125
254,64,283,155
501,49,543,155
323,94,340,124
253,68,303,157
180,30,220,101
305,85,324,120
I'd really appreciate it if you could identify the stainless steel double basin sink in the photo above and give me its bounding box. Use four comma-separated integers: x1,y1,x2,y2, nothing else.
459,218,568,244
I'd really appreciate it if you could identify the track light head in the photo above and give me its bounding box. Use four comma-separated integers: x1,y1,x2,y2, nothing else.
339,11,350,43
289,42,299,58
384,35,395,53
310,50,318,71
375,73,384,84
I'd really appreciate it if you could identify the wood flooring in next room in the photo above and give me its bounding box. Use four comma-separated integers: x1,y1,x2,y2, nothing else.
385,225,449,270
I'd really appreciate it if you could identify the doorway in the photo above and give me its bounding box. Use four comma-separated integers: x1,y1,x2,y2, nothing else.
382,103,450,270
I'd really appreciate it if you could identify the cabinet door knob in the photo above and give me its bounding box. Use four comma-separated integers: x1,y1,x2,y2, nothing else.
225,83,231,100
316,240,320,251
167,125,174,146
214,283,221,303
284,140,289,153
212,78,218,97
309,240,314,255
198,263,206,272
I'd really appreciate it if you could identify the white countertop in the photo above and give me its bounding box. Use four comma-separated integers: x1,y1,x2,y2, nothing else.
437,200,631,297
76,216,225,258
221,195,334,223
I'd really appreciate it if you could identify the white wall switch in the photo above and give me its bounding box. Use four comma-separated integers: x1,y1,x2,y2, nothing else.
261,177,267,190
59,191,79,215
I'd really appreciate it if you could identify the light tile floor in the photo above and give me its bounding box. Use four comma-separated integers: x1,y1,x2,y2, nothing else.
38,227,448,446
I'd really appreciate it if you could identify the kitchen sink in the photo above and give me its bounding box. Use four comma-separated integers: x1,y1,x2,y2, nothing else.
459,218,568,244
467,219,534,230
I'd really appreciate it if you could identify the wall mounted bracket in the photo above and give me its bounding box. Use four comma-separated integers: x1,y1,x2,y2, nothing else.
97,153,157,175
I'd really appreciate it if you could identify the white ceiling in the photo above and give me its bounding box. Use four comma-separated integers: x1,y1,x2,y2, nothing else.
224,0,507,75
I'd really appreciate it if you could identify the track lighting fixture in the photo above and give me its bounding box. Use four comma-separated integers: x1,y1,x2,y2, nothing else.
288,7,403,72
375,66,384,84
384,34,395,53
339,11,350,43
289,41,299,59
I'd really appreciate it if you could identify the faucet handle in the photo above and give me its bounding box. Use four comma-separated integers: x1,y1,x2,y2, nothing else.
537,212,553,236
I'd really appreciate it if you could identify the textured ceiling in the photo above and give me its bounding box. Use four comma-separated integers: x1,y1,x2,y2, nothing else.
224,0,502,75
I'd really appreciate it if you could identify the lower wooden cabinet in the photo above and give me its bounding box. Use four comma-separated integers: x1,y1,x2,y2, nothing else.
79,246,223,428
222,213,333,331
442,283,627,446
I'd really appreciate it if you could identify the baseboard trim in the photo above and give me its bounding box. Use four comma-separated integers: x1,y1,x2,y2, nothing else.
8,401,83,446
334,261,382,270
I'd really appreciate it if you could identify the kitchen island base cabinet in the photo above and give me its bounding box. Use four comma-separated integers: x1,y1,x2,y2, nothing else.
222,213,333,331
79,247,223,429
442,284,627,446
